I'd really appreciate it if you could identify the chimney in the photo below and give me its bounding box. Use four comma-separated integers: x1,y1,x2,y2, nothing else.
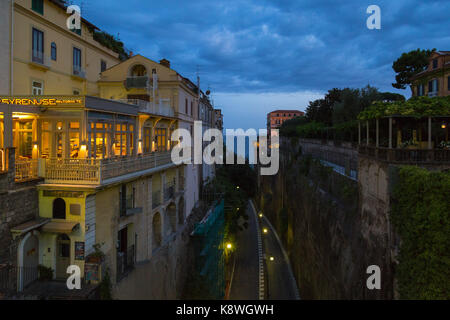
159,59,170,68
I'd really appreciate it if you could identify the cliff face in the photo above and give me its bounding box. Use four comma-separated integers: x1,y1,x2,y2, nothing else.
257,138,394,299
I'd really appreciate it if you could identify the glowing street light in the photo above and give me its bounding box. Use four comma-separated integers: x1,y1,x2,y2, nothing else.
263,228,268,234
226,243,233,250
269,256,274,261
259,213,263,218
236,186,240,190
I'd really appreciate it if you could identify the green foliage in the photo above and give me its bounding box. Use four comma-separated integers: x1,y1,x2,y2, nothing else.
99,270,113,300
281,85,405,142
37,265,53,281
392,48,436,90
295,121,327,138
204,165,255,243
391,166,450,299
358,96,450,120
93,31,130,61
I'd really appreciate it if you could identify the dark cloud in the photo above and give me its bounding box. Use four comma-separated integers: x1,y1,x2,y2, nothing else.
78,0,450,128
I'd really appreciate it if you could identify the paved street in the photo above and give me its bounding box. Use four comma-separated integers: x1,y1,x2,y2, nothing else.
228,204,259,300
228,201,299,300
260,216,299,300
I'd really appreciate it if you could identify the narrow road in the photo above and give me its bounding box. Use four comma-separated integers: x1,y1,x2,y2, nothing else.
228,201,300,300
260,215,300,300
228,204,259,300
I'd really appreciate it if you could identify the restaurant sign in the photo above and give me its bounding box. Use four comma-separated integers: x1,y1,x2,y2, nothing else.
0,96,84,107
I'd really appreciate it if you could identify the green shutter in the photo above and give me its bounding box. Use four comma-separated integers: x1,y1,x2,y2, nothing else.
32,0,44,15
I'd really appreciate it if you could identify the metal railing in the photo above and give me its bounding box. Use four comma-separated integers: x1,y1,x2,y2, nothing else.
126,76,149,89
31,50,51,68
0,265,39,292
44,151,174,185
115,98,174,117
116,245,135,282
73,66,86,78
15,159,39,182
152,190,161,209
359,146,450,163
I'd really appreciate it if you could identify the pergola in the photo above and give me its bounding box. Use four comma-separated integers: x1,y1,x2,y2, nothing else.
358,115,450,163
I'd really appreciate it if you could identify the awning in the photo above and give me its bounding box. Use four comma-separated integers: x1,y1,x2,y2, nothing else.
41,221,80,234
11,218,50,236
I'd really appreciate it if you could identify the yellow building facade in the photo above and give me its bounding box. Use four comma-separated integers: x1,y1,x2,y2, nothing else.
1,0,204,295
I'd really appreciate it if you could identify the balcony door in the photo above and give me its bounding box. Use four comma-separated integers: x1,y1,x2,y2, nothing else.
32,28,44,64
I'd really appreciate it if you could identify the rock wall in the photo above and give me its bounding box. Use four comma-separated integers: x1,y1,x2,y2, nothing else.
257,138,394,299
0,176,40,265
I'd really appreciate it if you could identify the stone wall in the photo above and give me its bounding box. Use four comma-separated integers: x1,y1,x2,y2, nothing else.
112,202,208,299
0,183,39,265
257,137,395,299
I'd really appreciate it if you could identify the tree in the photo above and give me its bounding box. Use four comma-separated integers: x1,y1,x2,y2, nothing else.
305,88,343,126
392,48,436,90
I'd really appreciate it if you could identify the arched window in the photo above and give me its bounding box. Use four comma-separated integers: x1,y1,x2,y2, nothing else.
53,198,66,219
130,64,147,77
51,42,57,61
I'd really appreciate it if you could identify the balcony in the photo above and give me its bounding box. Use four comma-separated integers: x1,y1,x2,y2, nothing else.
15,159,39,182
72,66,86,79
44,151,174,185
125,76,149,89
116,98,174,117
30,51,51,70
359,146,450,163
116,245,135,282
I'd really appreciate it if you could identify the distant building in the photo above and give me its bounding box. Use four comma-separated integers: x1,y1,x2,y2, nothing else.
411,51,450,97
267,109,304,144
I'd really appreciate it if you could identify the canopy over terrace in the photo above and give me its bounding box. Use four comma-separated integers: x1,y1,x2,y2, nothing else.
357,96,450,163
0,95,175,183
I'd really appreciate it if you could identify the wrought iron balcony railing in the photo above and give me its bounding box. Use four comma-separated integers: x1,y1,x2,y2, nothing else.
125,76,149,89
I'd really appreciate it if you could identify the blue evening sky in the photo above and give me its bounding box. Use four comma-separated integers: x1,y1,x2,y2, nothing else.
74,0,450,130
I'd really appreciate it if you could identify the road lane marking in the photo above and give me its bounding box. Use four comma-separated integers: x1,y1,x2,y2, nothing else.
249,200,265,300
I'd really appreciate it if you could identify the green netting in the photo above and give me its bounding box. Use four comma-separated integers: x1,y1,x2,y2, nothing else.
191,199,225,299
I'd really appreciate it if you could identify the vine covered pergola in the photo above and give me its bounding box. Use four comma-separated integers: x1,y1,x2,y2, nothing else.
357,96,450,163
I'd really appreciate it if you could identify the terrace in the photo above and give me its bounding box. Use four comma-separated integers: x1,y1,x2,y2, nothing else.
357,97,450,164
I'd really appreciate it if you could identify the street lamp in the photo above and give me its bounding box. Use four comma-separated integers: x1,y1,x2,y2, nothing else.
226,243,232,250
259,213,263,218
269,256,274,261
263,228,268,234
236,186,239,190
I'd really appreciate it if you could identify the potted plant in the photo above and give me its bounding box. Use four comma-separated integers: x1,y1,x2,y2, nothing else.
86,243,105,264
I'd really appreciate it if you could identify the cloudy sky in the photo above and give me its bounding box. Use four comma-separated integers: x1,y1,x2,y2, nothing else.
78,0,450,130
